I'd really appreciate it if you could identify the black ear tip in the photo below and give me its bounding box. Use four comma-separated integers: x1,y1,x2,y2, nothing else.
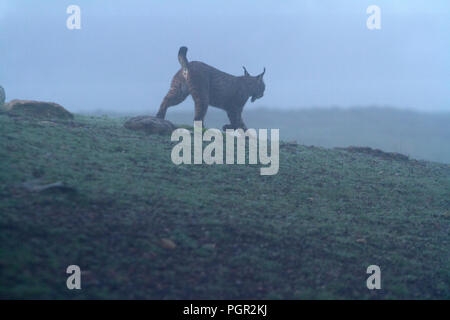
257,67,266,79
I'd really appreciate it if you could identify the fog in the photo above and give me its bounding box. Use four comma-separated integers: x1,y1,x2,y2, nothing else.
1,0,449,113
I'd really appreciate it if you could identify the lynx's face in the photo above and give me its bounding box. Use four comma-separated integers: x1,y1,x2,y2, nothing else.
251,79,265,102
246,67,265,103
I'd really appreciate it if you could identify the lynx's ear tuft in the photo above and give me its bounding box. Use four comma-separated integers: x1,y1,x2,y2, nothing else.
243,66,250,77
257,67,266,80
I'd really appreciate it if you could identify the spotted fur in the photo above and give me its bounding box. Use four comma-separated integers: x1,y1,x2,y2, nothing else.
156,47,266,130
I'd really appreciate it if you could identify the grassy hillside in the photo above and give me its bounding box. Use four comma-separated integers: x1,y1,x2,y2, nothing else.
0,111,449,299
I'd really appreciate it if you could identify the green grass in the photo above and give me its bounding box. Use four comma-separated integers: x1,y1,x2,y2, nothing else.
0,112,449,299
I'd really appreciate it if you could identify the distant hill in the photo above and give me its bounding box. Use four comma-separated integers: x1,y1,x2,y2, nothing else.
163,107,450,164
0,111,449,299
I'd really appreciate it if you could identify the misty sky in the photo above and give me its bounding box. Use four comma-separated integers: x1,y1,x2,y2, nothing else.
0,0,449,113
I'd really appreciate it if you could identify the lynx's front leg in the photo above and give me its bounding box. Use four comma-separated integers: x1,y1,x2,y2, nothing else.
224,109,247,131
237,112,248,131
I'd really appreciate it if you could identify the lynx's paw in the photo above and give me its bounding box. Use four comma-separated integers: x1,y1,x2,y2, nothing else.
222,124,248,131
222,124,234,131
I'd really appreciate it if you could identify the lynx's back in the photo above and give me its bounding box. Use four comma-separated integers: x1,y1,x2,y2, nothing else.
180,61,246,109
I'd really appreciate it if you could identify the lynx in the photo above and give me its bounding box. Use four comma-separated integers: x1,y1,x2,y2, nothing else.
156,47,266,131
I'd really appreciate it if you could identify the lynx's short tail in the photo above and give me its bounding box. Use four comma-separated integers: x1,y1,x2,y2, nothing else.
178,46,189,70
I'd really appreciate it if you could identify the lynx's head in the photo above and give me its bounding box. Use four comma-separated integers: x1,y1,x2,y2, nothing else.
243,67,266,102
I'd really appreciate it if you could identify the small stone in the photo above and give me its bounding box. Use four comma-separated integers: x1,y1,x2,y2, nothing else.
124,116,176,135
161,238,176,249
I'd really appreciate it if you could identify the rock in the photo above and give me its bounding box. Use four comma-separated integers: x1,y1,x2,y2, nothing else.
160,238,176,249
0,86,5,107
124,116,176,134
3,99,73,120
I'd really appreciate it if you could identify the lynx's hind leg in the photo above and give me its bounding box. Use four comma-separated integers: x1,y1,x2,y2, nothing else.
192,94,209,126
190,84,209,126
156,76,189,119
